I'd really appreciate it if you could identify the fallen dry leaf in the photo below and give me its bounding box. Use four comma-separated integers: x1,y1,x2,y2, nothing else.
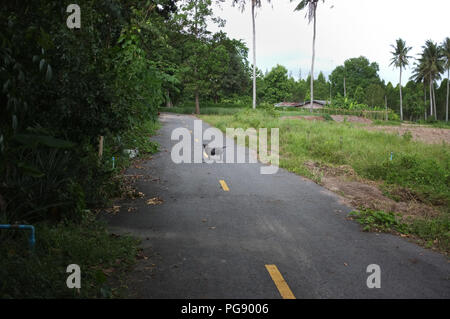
136,250,148,260
102,268,114,276
147,197,163,205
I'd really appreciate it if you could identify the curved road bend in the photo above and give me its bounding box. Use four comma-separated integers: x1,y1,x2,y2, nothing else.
103,113,449,299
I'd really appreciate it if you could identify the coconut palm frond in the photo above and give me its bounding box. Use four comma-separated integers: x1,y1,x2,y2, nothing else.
390,38,412,69
441,37,450,69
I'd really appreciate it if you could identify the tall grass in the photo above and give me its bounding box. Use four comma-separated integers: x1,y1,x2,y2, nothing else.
161,106,242,115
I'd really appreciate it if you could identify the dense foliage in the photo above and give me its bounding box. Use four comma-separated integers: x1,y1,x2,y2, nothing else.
0,1,175,223
0,0,254,223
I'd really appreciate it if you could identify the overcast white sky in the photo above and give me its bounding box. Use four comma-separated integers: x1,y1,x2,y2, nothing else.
209,0,450,85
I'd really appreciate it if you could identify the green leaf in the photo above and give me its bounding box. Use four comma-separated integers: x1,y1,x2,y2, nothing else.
36,135,74,148
13,134,75,149
17,162,45,178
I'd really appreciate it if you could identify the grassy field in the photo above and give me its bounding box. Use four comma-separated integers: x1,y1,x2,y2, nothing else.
200,108,450,252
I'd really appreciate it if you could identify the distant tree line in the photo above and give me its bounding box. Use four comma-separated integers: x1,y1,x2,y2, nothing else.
256,53,449,122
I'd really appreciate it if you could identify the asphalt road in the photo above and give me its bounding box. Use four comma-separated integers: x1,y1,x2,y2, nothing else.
103,113,449,299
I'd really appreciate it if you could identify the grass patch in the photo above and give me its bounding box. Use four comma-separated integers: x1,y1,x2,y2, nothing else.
0,118,160,298
416,119,450,129
276,110,326,117
349,209,449,252
349,209,409,233
0,211,139,298
161,102,245,116
372,120,402,126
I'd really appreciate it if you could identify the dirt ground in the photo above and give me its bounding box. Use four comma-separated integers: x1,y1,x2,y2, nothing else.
304,161,441,220
330,115,373,124
365,125,450,145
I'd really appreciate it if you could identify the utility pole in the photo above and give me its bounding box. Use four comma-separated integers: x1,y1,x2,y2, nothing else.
385,95,388,121
329,82,332,103
343,76,346,98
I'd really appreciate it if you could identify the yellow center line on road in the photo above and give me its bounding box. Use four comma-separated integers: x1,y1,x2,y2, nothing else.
219,180,230,192
265,265,296,299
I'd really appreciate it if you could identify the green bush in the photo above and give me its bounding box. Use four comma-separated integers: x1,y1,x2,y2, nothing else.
349,209,409,233
350,209,449,252
0,212,139,298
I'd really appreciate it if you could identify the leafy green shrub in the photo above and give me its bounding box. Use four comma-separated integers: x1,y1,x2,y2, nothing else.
259,104,278,117
0,133,82,223
349,209,409,233
372,120,401,126
388,112,400,121
409,214,450,251
350,209,449,252
402,131,413,142
0,212,139,298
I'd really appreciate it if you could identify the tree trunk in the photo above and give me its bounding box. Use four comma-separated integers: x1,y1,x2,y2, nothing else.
430,79,433,116
343,76,346,97
433,82,437,120
98,136,104,163
446,68,449,122
329,83,331,103
166,90,173,108
385,95,388,120
252,2,256,109
195,89,200,115
310,7,317,113
424,86,427,121
399,68,403,121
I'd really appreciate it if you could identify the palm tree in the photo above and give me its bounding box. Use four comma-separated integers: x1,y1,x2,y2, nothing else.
390,38,412,121
419,40,445,120
442,37,450,122
232,0,271,109
291,0,324,113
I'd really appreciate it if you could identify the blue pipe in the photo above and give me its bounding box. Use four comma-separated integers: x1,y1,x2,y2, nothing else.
0,224,36,249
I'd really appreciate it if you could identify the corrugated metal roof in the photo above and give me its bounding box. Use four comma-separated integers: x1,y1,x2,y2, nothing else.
274,102,303,107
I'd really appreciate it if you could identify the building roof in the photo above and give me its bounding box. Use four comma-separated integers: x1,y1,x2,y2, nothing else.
274,102,303,107
298,100,328,106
